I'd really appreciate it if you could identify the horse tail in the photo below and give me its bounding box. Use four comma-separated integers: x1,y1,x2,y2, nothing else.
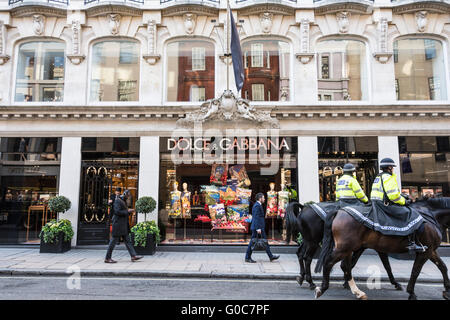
285,202,303,239
314,210,338,273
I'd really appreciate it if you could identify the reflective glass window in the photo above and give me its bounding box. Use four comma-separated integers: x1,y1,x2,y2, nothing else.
316,39,368,101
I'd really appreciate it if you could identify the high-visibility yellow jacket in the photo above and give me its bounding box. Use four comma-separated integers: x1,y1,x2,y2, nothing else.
370,172,406,205
336,174,368,203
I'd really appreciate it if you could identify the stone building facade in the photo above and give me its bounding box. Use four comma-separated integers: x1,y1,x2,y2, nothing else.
0,0,449,246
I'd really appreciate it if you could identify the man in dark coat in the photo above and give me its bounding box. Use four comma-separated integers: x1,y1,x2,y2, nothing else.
105,191,142,263
245,193,280,263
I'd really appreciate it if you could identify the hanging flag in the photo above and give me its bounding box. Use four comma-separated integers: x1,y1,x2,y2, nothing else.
229,9,244,92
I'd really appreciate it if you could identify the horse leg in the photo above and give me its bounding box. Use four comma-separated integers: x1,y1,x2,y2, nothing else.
429,250,450,300
304,244,318,290
341,248,364,290
377,252,403,291
341,255,368,300
315,248,349,299
406,252,430,300
296,243,306,286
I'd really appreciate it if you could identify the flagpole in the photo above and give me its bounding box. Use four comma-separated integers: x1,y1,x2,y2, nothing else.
226,0,230,92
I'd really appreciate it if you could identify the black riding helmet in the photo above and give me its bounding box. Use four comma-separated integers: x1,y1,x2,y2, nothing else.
380,158,397,169
343,163,356,173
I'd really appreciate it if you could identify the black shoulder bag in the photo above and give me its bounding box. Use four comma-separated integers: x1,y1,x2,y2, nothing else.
250,233,269,251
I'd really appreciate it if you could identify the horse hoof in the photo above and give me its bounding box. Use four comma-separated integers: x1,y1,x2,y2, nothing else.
314,287,322,299
343,282,350,290
296,276,304,286
356,293,368,300
309,283,316,290
394,283,403,291
408,294,417,300
443,291,450,300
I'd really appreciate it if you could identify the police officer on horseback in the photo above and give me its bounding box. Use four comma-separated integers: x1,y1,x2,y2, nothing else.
336,163,369,205
370,158,426,253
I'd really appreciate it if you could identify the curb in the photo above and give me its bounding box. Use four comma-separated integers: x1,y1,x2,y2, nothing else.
0,268,443,284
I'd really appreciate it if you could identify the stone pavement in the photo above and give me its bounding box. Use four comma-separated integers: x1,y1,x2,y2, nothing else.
0,247,448,284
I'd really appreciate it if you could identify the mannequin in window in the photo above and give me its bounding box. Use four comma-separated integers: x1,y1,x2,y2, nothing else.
266,182,278,218
181,182,191,219
277,183,289,219
169,182,182,218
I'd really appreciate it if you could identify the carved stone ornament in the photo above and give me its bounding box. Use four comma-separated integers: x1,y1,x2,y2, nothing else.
67,20,85,65
33,15,45,36
373,17,393,64
415,11,427,33
336,11,350,34
295,19,314,64
108,14,121,35
0,21,9,65
143,20,160,65
260,12,273,34
183,13,197,35
176,90,279,129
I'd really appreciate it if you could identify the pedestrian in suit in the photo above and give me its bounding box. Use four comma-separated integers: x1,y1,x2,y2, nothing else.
105,190,143,263
245,193,280,263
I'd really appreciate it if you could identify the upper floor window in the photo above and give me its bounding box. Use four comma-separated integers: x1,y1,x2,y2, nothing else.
90,40,140,102
242,40,290,102
15,41,65,102
394,38,447,100
167,40,215,102
316,39,368,101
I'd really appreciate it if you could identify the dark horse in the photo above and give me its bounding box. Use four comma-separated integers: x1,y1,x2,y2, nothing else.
285,202,402,291
314,198,450,300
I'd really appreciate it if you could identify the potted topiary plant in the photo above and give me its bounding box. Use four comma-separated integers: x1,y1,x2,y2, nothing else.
40,195,73,253
130,220,161,255
130,196,159,255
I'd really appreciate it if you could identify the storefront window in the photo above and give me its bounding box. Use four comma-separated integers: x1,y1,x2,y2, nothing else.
15,41,65,102
316,39,368,101
158,137,298,245
78,138,140,245
0,138,61,244
242,40,290,102
166,40,215,102
318,137,378,202
394,38,447,100
399,136,450,244
90,41,140,102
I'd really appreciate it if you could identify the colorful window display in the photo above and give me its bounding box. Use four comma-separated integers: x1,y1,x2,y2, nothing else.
266,183,278,218
158,137,298,245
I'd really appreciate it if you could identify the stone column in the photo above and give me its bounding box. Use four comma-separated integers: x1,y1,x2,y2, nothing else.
377,136,401,187
138,136,160,223
58,137,82,247
297,136,320,203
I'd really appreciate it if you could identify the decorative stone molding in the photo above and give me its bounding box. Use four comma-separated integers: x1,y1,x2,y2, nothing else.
260,12,273,34
373,17,392,64
176,90,280,129
295,19,314,64
33,14,46,36
0,21,9,65
183,13,197,35
239,4,295,17
162,5,218,17
108,13,121,35
11,6,67,18
86,5,142,18
392,2,449,15
314,1,372,16
336,11,350,33
415,11,427,32
143,19,160,65
67,20,85,65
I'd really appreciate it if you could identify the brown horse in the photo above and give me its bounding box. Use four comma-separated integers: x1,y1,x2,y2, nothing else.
314,198,450,300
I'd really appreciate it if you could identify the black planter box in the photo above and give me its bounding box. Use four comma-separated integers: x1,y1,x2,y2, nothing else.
40,232,71,253
131,233,156,255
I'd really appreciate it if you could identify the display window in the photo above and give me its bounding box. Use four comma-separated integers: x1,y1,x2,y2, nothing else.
398,136,450,244
318,137,378,202
78,137,139,245
158,137,298,245
0,138,61,244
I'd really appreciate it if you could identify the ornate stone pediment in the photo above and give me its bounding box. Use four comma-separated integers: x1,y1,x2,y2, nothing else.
176,90,279,129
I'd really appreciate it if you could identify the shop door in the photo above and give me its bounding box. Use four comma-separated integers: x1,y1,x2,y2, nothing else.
77,164,112,245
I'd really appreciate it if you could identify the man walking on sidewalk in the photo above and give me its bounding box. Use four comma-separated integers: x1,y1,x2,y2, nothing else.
105,190,142,263
245,193,279,263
